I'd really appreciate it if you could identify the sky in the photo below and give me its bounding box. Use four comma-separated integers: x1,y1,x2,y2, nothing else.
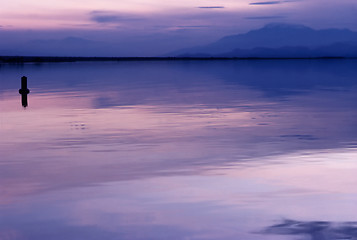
0,0,356,56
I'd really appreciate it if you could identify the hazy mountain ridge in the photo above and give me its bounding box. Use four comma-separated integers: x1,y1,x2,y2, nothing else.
1,23,357,58
212,42,357,58
170,23,357,58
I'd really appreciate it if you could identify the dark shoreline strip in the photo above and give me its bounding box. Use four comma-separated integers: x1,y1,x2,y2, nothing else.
0,56,353,63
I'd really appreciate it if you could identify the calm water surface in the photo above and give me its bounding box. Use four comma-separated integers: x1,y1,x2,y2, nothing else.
1,60,357,240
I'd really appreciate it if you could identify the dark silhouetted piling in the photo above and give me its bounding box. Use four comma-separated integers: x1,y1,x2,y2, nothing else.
19,76,30,94
19,76,30,107
21,76,27,89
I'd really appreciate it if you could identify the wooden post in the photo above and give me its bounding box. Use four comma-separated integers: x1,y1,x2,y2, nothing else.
19,76,30,107
21,76,27,89
19,76,30,94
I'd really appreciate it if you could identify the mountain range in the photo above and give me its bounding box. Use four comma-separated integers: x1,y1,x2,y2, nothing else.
170,23,357,58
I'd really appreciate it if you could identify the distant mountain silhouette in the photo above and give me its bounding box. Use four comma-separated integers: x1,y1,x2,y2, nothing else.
170,23,357,58
212,42,357,58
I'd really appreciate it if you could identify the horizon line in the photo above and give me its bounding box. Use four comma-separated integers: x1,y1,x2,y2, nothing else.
0,56,355,63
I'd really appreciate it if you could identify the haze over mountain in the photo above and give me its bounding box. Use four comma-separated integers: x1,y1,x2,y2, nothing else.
0,36,137,57
170,23,357,58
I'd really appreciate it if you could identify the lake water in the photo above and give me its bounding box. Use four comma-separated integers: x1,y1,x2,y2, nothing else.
1,60,357,240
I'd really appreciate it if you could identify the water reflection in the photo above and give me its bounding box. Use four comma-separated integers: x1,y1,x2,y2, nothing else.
20,93,28,108
1,60,357,239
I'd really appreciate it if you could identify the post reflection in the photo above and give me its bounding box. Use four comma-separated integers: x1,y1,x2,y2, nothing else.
20,93,28,107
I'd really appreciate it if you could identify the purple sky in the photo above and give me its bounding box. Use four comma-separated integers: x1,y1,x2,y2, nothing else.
0,0,356,56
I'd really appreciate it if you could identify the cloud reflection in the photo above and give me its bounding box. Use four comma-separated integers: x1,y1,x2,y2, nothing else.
262,219,357,240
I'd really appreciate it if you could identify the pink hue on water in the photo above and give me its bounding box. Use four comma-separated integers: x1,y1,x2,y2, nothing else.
1,60,357,239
